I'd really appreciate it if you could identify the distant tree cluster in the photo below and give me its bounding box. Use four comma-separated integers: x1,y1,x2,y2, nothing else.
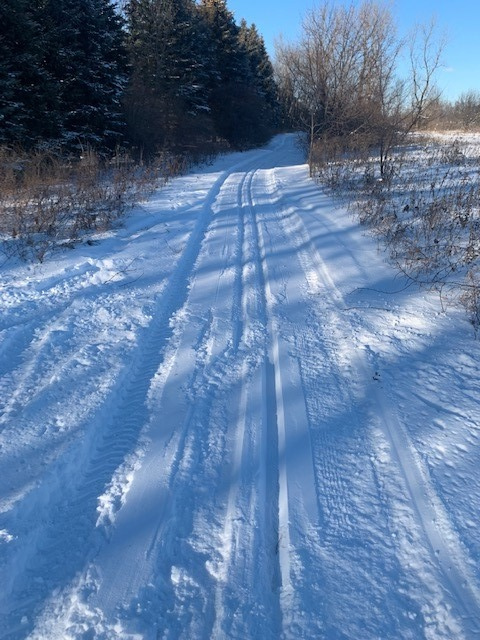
427,92,480,131
0,0,278,154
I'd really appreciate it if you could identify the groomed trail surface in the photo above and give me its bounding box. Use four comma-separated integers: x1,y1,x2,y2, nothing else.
1,134,480,639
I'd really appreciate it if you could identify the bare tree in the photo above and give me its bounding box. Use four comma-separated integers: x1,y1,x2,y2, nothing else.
453,90,480,130
275,1,444,175
276,3,392,168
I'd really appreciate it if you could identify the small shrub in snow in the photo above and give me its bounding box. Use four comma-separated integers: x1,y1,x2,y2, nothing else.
314,134,480,331
0,147,182,262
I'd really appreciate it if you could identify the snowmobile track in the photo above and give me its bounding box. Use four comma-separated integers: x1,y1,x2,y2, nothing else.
0,154,267,638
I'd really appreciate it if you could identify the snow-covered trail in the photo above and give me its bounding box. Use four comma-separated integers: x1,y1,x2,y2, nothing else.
1,135,480,639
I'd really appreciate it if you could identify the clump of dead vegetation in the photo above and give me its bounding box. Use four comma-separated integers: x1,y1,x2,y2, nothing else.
0,146,189,262
313,134,480,332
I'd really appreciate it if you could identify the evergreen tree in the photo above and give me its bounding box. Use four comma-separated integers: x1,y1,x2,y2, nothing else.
200,0,278,147
125,0,212,153
0,0,276,152
199,0,256,147
0,0,58,146
238,20,279,136
37,0,128,150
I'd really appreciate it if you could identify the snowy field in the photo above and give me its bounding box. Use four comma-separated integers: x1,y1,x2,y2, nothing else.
1,134,480,639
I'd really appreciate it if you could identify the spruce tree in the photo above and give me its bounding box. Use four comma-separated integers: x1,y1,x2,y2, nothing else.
125,0,212,153
200,0,277,147
199,0,254,147
37,0,128,150
0,0,58,146
238,20,279,137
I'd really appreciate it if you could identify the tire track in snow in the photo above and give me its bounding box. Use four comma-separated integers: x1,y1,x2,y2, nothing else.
128,165,277,639
369,383,480,637
255,225,291,597
0,158,265,639
136,170,256,638
97,159,278,638
26,153,275,639
269,167,480,637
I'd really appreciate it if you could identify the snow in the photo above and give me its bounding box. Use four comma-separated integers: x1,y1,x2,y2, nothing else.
1,134,480,639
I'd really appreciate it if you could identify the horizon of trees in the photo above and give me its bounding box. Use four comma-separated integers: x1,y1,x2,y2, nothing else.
3,0,480,164
426,91,480,131
0,0,280,156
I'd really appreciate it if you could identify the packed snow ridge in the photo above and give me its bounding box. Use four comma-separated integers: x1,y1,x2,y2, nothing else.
1,134,480,639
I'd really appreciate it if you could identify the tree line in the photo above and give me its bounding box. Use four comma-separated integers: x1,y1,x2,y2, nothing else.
427,91,480,131
0,0,279,155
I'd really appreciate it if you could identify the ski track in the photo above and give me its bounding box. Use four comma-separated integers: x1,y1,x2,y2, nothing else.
266,165,480,638
211,167,282,640
1,134,480,639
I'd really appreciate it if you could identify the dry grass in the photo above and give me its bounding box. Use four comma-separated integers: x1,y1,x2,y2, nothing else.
0,146,187,262
313,134,480,332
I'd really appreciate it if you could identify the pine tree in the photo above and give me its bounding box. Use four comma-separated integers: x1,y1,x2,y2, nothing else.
199,0,255,146
238,20,279,136
125,0,212,153
0,0,58,146
200,0,277,147
36,0,128,150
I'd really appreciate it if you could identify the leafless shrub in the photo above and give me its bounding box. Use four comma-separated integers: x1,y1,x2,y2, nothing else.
315,135,480,331
276,1,443,178
310,134,373,193
438,138,466,165
0,146,185,262
460,270,480,332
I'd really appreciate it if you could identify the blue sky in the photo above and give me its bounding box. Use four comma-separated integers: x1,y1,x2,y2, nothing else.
227,0,480,102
